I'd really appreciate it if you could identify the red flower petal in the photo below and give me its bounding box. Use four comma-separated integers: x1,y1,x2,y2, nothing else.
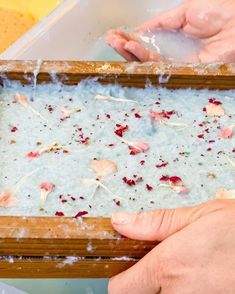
55,211,64,217
74,211,88,218
134,113,142,118
197,134,204,139
169,176,182,184
114,125,128,137
159,110,175,119
113,199,121,206
208,98,222,105
122,177,136,186
146,184,153,191
160,175,169,182
11,127,18,133
156,162,168,168
27,151,40,158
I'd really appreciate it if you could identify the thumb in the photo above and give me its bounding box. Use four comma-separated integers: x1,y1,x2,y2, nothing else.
111,200,226,241
136,4,186,32
109,246,161,294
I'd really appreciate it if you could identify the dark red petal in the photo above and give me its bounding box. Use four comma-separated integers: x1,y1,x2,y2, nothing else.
160,175,169,181
122,177,136,186
156,162,168,168
74,211,88,218
11,127,18,133
169,176,182,184
113,199,121,206
134,113,142,118
146,184,153,191
55,212,64,217
197,134,204,139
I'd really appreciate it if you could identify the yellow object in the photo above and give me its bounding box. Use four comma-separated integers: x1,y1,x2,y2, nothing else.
0,0,61,53
0,0,61,21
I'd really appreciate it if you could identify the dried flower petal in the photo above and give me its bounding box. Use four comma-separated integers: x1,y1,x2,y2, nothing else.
114,125,129,137
128,141,149,155
95,94,138,104
118,137,149,155
216,188,235,199
15,92,28,106
27,151,40,158
80,179,97,188
160,175,170,182
169,176,182,184
159,175,189,194
55,211,64,217
27,143,66,159
0,190,17,208
123,177,136,186
205,103,225,116
90,159,117,178
149,110,162,121
39,182,55,209
171,185,190,194
156,162,168,168
113,199,121,206
146,184,153,191
15,92,48,123
208,98,222,105
61,106,81,115
40,183,55,192
74,211,88,218
218,126,234,139
149,110,187,128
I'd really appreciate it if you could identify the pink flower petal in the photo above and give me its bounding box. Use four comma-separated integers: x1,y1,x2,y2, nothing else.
172,185,190,194
91,159,118,178
218,126,234,139
128,141,150,155
15,92,28,106
205,104,225,116
215,188,235,199
0,190,17,208
40,182,55,192
149,110,162,121
27,151,41,158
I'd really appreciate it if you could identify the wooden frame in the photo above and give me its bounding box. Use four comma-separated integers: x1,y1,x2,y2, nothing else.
0,60,235,278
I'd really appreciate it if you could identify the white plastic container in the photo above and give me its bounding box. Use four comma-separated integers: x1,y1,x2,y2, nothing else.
0,0,182,61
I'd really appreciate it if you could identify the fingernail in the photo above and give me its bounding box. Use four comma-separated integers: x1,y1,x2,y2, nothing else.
111,212,135,225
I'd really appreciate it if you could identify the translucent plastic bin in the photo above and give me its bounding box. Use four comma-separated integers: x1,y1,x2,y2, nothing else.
0,0,181,61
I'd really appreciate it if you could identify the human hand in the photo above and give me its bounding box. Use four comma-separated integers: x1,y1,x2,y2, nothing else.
106,0,235,63
109,200,235,293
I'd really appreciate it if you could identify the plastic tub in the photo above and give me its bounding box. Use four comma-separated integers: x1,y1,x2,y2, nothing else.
0,0,182,60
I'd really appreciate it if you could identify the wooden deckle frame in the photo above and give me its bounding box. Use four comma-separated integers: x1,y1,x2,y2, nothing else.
0,60,234,278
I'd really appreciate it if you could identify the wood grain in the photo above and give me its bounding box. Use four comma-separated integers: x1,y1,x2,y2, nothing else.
0,257,136,278
0,217,157,257
0,60,235,89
